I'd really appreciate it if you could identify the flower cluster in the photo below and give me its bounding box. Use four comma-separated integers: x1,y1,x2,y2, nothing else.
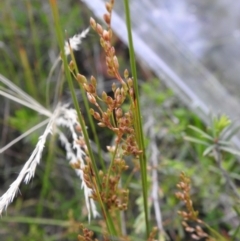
76,0,141,157
93,158,129,211
66,0,144,223
176,173,213,240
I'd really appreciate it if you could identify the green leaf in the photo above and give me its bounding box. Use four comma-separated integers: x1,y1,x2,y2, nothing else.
203,145,215,156
217,140,232,146
188,125,213,140
220,146,240,156
220,124,240,141
184,136,210,146
213,114,231,137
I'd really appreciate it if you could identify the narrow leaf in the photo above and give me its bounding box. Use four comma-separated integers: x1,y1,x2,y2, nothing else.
203,145,215,156
184,136,209,146
188,125,213,140
220,146,240,156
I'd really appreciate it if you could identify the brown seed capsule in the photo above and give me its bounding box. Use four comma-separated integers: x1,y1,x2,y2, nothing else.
105,2,112,12
93,112,101,120
89,108,94,115
87,93,96,104
127,78,133,87
185,227,194,233
77,73,87,84
96,23,103,35
100,37,105,47
103,13,111,25
115,108,123,118
113,56,119,69
116,94,122,105
114,88,120,97
102,91,107,101
191,234,200,240
106,96,114,105
124,69,129,79
98,122,106,127
98,170,104,177
69,60,75,70
112,82,116,92
75,125,82,132
110,46,115,56
90,17,97,30
109,29,113,39
90,75,97,87
107,69,114,77
129,87,134,98
103,29,110,41
106,56,112,66
106,145,114,152
83,83,95,94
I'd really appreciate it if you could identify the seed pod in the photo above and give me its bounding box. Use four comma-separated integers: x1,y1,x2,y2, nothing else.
69,60,75,70
115,108,123,118
98,122,106,127
90,17,97,30
106,96,113,105
96,23,103,35
100,37,105,47
93,111,101,120
107,69,114,77
76,73,87,84
89,108,94,115
124,69,129,79
112,82,116,92
103,13,111,25
103,29,110,41
87,93,96,104
127,77,133,87
113,56,119,69
90,75,97,87
105,2,112,12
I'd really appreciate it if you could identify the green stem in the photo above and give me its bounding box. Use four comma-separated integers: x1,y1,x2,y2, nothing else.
69,50,105,172
49,0,117,236
123,0,150,236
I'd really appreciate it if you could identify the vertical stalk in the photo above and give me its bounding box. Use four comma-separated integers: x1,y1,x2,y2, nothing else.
123,0,150,236
48,0,117,236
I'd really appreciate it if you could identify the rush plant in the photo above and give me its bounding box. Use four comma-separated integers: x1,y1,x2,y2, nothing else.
1,0,239,241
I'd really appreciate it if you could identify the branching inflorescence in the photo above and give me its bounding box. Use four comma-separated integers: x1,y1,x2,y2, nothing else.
71,0,143,215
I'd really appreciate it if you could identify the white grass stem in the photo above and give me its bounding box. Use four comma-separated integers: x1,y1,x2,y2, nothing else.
0,74,45,110
0,119,50,154
0,90,51,117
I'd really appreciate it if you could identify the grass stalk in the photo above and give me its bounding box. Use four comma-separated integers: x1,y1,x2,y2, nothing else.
48,0,117,236
19,47,38,100
123,0,150,236
69,50,105,171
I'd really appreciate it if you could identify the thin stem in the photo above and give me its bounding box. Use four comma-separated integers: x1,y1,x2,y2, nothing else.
48,0,117,236
0,119,49,153
123,0,150,236
68,47,105,171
